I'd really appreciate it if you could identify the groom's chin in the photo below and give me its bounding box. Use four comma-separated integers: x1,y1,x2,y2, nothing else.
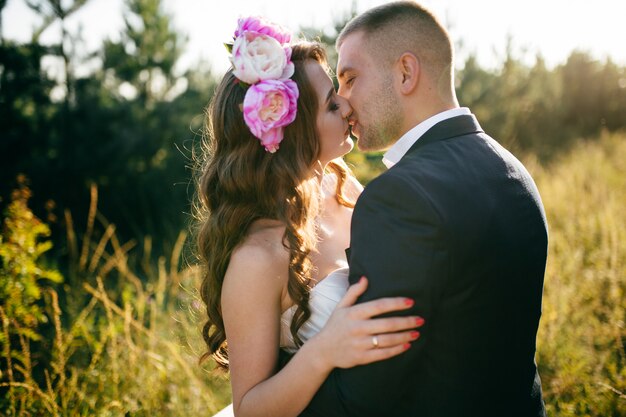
355,138,376,152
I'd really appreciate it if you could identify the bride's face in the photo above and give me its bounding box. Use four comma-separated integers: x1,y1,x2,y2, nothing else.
304,60,354,165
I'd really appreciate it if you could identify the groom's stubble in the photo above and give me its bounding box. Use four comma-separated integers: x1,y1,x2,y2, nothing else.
356,72,404,152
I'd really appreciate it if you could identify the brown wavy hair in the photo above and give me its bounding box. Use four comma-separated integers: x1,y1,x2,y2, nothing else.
195,41,356,370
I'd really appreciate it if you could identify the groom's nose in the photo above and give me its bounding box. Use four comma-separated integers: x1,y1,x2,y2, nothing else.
337,82,348,99
337,77,352,99
340,97,353,119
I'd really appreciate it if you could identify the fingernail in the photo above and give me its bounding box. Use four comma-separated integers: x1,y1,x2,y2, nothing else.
404,298,414,306
360,276,366,283
410,331,420,339
404,343,411,350
416,317,425,326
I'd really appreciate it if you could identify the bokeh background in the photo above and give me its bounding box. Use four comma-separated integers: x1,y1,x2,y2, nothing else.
1,0,625,415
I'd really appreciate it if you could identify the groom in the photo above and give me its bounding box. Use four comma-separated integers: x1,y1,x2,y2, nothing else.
300,2,547,416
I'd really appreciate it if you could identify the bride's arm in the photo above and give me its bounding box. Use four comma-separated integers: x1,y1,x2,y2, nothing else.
222,244,422,417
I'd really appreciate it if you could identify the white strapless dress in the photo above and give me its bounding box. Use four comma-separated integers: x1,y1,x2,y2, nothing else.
280,267,349,352
213,267,349,417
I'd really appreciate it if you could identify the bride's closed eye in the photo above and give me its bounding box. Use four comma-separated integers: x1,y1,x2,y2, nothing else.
329,101,340,112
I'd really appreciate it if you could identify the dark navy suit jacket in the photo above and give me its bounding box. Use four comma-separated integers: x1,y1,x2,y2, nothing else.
299,114,548,417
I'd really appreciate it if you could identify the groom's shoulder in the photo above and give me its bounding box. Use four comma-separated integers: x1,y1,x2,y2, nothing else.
362,166,410,193
357,165,429,209
364,148,436,193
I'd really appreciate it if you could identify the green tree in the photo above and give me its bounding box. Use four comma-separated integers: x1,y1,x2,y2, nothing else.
1,0,214,265
103,0,186,107
89,0,211,248
0,40,56,205
559,52,604,138
26,0,90,107
558,52,626,140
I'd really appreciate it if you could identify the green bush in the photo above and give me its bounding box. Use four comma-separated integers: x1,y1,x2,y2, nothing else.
0,174,63,341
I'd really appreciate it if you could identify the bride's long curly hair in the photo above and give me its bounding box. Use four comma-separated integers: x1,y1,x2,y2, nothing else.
195,42,355,370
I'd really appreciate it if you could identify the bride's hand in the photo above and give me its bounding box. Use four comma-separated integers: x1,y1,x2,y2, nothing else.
309,276,424,370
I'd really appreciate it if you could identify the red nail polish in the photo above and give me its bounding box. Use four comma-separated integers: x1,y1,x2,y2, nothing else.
410,331,420,339
416,317,425,326
404,343,411,350
404,298,414,306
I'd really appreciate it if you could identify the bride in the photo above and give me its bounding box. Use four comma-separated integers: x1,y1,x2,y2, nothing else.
195,17,424,417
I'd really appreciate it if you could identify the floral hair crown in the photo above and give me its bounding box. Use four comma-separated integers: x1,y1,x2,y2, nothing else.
225,16,299,153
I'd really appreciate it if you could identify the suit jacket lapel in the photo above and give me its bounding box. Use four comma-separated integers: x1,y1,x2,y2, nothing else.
405,114,484,156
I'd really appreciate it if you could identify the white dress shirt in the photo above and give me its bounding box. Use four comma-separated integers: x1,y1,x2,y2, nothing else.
382,107,472,168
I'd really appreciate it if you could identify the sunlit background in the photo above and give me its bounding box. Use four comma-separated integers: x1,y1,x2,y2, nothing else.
5,0,626,74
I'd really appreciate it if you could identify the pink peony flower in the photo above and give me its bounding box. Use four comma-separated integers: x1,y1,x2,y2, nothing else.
235,16,291,45
231,32,294,85
243,79,299,153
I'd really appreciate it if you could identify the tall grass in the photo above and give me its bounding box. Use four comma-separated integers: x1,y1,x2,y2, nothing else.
1,183,230,416
1,133,624,416
532,132,626,416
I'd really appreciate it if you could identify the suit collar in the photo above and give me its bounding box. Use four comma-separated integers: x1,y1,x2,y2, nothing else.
383,108,471,168
405,114,484,156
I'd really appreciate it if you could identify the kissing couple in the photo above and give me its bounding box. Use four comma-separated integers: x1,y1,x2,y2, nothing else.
196,2,548,416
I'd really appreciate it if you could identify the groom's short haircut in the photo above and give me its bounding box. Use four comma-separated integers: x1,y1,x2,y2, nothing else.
337,1,453,83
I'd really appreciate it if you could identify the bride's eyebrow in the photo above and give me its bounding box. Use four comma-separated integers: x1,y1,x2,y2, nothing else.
325,87,334,104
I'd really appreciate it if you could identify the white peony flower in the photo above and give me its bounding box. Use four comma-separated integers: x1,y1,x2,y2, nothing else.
230,32,294,85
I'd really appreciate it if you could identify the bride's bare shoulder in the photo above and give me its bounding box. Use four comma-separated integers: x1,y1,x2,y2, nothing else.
220,221,290,332
223,220,289,293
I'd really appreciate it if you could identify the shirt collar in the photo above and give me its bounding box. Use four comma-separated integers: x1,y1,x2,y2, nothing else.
382,107,471,168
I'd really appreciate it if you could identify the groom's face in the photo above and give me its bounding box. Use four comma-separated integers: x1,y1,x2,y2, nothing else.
337,31,403,152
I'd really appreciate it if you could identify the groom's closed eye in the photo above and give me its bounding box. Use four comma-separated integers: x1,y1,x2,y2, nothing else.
337,68,350,82
337,66,354,80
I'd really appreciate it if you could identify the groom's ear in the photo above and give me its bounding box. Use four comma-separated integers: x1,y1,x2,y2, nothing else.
396,53,420,95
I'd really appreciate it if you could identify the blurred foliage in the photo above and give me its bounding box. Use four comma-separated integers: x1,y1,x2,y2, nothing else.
103,0,186,106
25,0,89,42
0,0,215,264
457,48,626,162
0,175,62,344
